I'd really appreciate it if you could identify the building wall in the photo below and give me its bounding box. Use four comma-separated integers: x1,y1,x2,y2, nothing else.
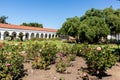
0,28,57,40
107,34,120,40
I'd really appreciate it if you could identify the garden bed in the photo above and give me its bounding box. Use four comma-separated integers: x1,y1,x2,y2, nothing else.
22,57,120,80
0,40,120,80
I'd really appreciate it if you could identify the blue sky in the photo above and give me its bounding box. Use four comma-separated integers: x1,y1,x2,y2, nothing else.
0,0,119,29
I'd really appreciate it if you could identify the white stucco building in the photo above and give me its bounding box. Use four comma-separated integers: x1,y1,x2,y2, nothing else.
0,23,57,40
107,34,120,41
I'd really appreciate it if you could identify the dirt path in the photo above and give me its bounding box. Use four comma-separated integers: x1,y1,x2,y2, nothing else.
102,63,120,80
22,57,120,80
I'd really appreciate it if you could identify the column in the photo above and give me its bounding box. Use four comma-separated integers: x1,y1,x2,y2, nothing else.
43,33,45,38
47,33,49,38
39,33,41,38
34,33,37,38
23,32,26,40
16,32,20,39
0,31,4,40
54,34,56,38
28,33,31,39
9,31,12,36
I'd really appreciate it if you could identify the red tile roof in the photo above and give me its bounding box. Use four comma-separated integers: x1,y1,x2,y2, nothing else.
0,23,57,32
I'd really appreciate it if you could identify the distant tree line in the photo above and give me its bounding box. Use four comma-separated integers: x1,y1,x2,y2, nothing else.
0,16,43,28
57,7,120,43
21,22,43,28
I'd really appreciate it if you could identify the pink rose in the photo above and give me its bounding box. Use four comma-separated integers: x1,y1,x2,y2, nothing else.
97,46,101,51
6,63,11,67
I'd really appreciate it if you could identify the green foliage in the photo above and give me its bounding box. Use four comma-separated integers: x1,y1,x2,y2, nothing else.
103,7,120,35
58,16,80,38
21,22,43,28
1,42,25,53
0,16,8,24
30,38,47,41
0,43,24,80
70,44,82,56
56,60,67,73
113,48,120,61
59,77,65,80
67,54,76,61
25,41,42,60
80,8,103,21
81,16,110,43
32,58,49,69
31,42,57,69
5,36,11,41
13,38,21,42
58,7,120,43
82,45,118,78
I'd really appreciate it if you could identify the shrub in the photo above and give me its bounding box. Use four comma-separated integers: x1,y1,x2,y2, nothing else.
59,77,65,80
113,48,120,62
0,48,24,80
30,38,47,41
5,36,11,41
67,54,76,61
60,44,72,56
71,44,82,56
25,41,42,60
13,38,21,42
32,42,57,69
49,38,61,41
83,45,118,79
56,60,67,73
1,42,25,53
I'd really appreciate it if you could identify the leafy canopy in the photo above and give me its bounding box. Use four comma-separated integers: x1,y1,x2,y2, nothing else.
21,22,43,28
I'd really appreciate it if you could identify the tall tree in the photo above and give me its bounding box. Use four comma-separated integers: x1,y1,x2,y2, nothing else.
81,16,110,43
103,7,120,36
21,22,43,28
78,22,95,43
115,9,120,33
79,8,110,43
80,8,103,21
58,7,120,43
0,16,8,24
58,16,80,38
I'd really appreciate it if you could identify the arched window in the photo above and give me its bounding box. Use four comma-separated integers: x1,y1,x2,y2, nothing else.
19,32,24,41
36,33,39,38
41,33,43,38
31,33,34,38
45,34,47,38
49,34,51,38
4,31,9,40
11,32,16,40
25,33,29,39
52,34,54,38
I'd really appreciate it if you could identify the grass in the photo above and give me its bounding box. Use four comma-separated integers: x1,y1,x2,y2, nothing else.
1,39,119,50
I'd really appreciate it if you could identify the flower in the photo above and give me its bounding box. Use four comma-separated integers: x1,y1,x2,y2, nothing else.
19,51,26,57
39,49,42,53
15,43,18,46
82,72,89,79
0,43,3,48
19,42,23,45
97,46,101,51
6,63,11,67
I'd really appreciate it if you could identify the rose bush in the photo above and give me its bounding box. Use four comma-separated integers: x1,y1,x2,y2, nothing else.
81,45,118,79
0,42,24,80
32,42,57,69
